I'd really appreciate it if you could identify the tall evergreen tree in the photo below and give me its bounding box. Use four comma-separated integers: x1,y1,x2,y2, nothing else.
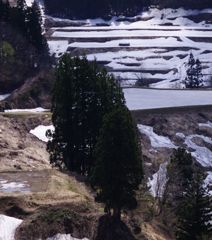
90,107,143,219
1,0,48,52
0,0,10,21
195,58,204,86
44,0,149,19
165,148,194,210
47,54,125,175
26,1,47,51
15,0,27,32
176,171,212,240
185,53,204,88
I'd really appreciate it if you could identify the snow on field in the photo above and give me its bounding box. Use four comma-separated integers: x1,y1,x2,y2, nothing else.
86,47,212,88
0,179,29,193
124,88,212,110
0,93,10,101
30,125,54,142
47,234,89,240
48,7,212,88
148,162,168,198
53,29,212,38
48,40,69,58
68,37,212,49
138,124,176,148
4,107,48,113
0,215,22,240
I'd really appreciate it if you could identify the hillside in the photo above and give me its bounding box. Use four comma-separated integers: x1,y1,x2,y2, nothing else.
0,22,47,94
47,7,212,88
0,0,53,110
44,0,212,19
0,1,212,240
0,107,212,239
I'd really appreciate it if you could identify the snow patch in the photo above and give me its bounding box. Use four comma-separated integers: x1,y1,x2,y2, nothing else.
138,124,176,148
48,40,69,57
47,234,89,240
148,162,168,198
25,0,34,6
176,132,186,139
4,107,48,113
184,134,212,168
30,125,54,142
0,179,29,193
0,215,22,240
199,121,212,129
0,94,10,101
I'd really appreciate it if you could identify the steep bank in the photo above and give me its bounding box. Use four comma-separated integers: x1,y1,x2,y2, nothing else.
0,112,51,171
0,22,49,94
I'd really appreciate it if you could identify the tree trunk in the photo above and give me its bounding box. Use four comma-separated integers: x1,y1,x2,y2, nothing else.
113,207,121,220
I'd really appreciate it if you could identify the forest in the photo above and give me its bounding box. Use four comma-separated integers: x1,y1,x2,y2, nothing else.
44,0,212,19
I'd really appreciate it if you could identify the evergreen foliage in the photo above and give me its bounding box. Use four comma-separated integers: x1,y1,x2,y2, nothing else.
0,0,47,51
153,0,211,9
165,148,194,210
44,0,212,19
90,107,143,219
44,0,149,19
175,171,212,240
165,148,212,239
47,54,125,175
185,53,204,88
0,0,10,20
27,1,48,51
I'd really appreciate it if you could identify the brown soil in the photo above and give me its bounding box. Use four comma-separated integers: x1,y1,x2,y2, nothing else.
0,113,51,171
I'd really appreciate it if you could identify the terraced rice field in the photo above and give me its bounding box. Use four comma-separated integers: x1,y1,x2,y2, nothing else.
47,8,212,88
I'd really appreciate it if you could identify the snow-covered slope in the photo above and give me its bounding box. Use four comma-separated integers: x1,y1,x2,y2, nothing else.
47,8,212,88
137,124,176,148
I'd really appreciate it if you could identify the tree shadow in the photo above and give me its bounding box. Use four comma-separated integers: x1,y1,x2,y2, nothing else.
95,215,136,240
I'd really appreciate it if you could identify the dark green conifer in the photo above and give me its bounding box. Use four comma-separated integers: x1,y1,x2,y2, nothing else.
176,171,212,240
47,54,125,175
26,1,47,51
165,148,194,210
0,0,10,21
90,107,143,219
185,53,204,88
